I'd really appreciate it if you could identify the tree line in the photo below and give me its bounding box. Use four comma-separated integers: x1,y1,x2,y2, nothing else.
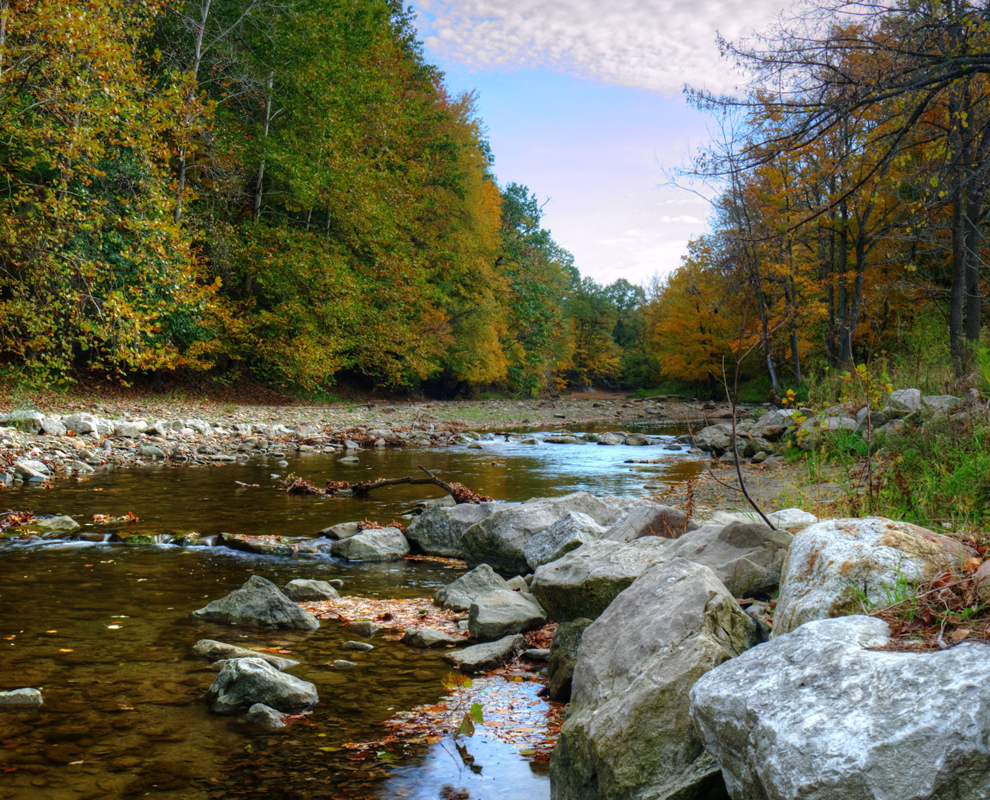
647,0,990,398
0,0,650,396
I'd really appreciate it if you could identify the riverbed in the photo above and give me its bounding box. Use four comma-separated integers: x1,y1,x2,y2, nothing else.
0,424,701,799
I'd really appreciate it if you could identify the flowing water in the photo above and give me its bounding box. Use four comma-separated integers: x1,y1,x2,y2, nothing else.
0,422,701,800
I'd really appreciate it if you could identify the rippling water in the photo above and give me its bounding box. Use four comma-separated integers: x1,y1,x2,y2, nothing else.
0,423,700,799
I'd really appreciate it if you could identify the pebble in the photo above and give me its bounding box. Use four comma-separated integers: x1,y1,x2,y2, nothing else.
330,660,356,669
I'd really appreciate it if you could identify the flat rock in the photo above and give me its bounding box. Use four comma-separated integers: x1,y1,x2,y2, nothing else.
705,507,817,529
547,619,593,702
524,511,606,570
330,528,410,561
443,634,526,673
598,432,624,445
405,502,498,557
434,564,511,612
468,589,547,642
0,688,43,707
221,534,314,556
239,703,287,730
402,629,464,648
282,579,340,602
190,575,320,631
13,459,49,478
191,639,299,671
530,537,670,622
550,558,760,800
320,521,362,540
342,641,373,651
34,515,80,532
774,517,973,635
206,657,318,714
691,615,990,800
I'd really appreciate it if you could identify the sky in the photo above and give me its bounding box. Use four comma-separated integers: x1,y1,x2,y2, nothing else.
408,0,791,287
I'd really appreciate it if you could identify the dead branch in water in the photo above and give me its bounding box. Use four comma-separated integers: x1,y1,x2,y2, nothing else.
351,466,493,503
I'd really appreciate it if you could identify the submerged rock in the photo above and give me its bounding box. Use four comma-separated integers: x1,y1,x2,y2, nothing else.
550,558,759,800
443,634,526,673
774,517,973,635
468,589,547,642
329,528,410,561
191,639,299,671
190,575,320,631
691,615,990,800
206,657,318,714
434,564,511,612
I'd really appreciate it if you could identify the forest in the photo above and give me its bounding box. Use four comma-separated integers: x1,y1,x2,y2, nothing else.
0,0,649,397
648,0,990,400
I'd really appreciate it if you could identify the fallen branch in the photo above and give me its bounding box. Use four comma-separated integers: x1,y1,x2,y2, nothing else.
351,466,493,504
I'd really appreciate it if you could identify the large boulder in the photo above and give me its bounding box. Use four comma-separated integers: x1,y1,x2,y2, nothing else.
524,511,607,570
1,409,44,434
774,517,973,635
748,409,794,441
190,575,320,631
705,508,817,530
690,615,990,800
692,424,734,454
530,537,670,622
923,394,962,416
468,589,547,642
329,527,410,562
282,579,339,602
62,412,113,436
206,657,318,714
405,502,498,557
603,504,693,543
443,634,526,673
550,558,760,800
660,521,794,596
434,564,512,611
191,639,299,671
547,618,593,702
461,493,640,575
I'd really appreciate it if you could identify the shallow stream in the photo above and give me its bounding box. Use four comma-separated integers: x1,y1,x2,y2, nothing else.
0,422,699,799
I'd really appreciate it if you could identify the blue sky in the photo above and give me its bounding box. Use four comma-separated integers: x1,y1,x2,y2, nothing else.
408,0,789,287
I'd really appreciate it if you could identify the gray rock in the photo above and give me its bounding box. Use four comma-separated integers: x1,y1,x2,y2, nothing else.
468,589,547,642
330,528,410,561
344,621,378,638
331,660,356,669
547,618,593,701
434,564,512,611
691,615,990,800
40,417,66,436
622,433,649,446
282,579,339,602
338,456,360,464
34,515,79,532
887,387,922,414
530,537,670,622
705,508,817,530
13,459,49,478
923,394,962,415
443,634,526,673
114,422,145,438
461,492,632,575
550,558,759,800
206,657,318,714
692,424,735,454
748,409,794,441
524,648,550,661
62,412,112,436
1,409,44,434
603,503,694,543
505,575,530,591
342,641,374,651
402,628,464,648
239,703,287,730
598,432,625,446
524,511,607,570
875,418,906,437
190,575,320,631
191,639,299,671
545,434,585,444
320,521,362,540
0,688,43,707
774,517,973,635
659,521,794,596
405,502,498,557
139,445,166,460
855,406,890,429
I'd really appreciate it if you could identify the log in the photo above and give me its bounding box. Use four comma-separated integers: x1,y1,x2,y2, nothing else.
350,467,493,504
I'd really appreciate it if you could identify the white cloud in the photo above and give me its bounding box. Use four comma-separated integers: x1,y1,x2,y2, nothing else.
413,0,791,95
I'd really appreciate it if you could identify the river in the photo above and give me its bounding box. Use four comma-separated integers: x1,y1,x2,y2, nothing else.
0,422,700,800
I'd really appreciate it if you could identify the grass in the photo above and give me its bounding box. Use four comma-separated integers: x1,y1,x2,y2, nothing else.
628,380,708,399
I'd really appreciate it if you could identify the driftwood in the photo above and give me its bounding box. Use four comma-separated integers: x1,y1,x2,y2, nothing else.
351,466,493,504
